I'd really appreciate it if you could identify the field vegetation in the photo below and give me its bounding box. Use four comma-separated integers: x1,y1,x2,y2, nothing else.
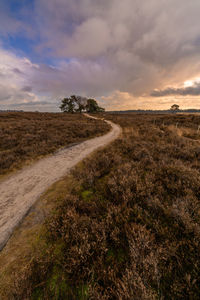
0,112,110,176
2,113,200,299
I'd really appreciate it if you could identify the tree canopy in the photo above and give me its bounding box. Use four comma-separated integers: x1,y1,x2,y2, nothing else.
170,104,180,112
85,99,105,113
60,95,105,113
59,97,75,113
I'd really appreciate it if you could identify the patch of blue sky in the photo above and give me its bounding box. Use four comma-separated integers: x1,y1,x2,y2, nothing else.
1,0,75,66
1,35,51,64
0,1,39,58
9,0,34,16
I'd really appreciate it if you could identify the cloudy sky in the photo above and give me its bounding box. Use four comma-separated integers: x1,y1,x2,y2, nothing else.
1,0,200,111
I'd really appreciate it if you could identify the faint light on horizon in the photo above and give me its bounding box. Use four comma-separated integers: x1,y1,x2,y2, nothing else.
184,77,200,87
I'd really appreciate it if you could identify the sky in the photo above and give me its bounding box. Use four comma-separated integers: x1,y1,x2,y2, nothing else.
1,0,200,111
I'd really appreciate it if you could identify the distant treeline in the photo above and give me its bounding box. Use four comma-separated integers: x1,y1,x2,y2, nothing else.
0,110,24,113
1,108,200,114
108,109,200,114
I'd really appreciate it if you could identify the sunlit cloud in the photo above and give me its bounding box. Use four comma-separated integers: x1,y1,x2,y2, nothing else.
184,77,200,87
151,81,200,97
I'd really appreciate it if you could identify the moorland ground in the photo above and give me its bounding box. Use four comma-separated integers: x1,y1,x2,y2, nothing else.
1,113,200,299
0,114,118,252
0,112,110,176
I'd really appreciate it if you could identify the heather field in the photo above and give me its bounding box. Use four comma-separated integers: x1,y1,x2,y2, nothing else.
0,112,110,176
2,1,200,298
2,113,200,299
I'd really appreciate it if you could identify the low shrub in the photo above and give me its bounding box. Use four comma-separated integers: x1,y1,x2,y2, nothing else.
0,112,110,175
10,113,200,299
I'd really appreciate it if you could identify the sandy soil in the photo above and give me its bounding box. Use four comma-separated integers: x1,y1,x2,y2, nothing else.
0,115,121,250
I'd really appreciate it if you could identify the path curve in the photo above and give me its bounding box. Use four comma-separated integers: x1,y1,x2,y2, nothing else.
0,115,121,250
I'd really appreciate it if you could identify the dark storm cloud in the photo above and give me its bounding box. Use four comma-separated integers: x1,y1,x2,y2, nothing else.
151,82,200,97
13,68,23,74
21,86,32,92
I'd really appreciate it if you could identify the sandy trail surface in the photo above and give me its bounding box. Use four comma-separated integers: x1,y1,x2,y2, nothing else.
0,115,121,250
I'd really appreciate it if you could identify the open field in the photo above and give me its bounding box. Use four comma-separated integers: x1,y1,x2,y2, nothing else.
0,112,110,176
1,113,200,299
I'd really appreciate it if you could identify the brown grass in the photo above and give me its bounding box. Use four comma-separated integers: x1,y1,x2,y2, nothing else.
0,176,76,300
2,113,200,299
0,112,110,176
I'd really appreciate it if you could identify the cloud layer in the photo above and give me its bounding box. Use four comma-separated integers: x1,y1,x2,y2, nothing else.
1,0,200,110
151,82,200,97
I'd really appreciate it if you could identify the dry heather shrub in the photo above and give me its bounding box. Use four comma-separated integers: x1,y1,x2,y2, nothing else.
116,225,160,300
123,126,139,138
0,112,110,175
10,113,200,299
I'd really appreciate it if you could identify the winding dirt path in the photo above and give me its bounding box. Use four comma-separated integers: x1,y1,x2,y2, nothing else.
0,115,121,250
